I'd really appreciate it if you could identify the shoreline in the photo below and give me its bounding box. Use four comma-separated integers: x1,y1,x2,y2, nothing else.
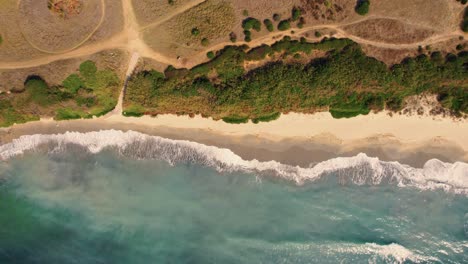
1,111,467,167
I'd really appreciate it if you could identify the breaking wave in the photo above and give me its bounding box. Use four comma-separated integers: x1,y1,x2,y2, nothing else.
1,130,467,194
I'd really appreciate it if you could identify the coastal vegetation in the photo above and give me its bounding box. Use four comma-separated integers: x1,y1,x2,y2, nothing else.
0,61,120,127
124,37,467,123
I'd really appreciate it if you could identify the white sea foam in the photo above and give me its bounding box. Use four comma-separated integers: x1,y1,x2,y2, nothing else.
337,242,439,263
1,130,467,194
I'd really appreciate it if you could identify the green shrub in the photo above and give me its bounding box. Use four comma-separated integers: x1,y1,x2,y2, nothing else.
278,20,291,31
297,17,305,28
315,31,322,38
79,60,97,80
292,7,301,21
123,105,146,117
207,51,215,59
55,108,84,120
252,112,281,123
201,38,209,46
242,17,261,32
355,0,370,15
222,116,249,124
273,13,281,21
25,77,55,106
242,9,249,16
62,74,83,94
229,32,237,42
263,19,274,32
244,30,252,42
191,27,200,36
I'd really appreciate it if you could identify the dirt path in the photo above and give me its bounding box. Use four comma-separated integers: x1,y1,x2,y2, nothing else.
0,4,464,71
110,52,140,116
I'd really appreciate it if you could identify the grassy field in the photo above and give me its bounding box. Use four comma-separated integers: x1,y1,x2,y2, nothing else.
124,37,467,122
0,60,121,127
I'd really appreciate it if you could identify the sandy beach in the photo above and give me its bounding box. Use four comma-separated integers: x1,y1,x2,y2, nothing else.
1,111,467,167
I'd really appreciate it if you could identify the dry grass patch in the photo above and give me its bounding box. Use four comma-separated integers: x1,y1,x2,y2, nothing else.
343,18,435,44
170,0,235,43
131,0,194,26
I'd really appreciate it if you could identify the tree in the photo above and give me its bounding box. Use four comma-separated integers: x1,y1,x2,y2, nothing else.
355,0,370,16
277,20,291,31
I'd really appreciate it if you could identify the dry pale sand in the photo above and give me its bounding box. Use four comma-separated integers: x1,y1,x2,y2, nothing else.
0,111,467,167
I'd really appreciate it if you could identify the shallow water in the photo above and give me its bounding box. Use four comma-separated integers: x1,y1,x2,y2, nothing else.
0,131,467,263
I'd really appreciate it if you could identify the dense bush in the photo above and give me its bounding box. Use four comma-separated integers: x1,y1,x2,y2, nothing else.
206,51,215,59
355,0,370,15
0,60,121,127
462,7,468,32
244,30,252,42
278,20,291,31
62,74,84,94
242,17,261,32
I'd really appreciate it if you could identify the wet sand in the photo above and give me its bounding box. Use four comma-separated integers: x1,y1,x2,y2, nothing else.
1,111,466,167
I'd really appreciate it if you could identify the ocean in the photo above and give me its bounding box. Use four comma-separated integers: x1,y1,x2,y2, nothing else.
0,130,467,263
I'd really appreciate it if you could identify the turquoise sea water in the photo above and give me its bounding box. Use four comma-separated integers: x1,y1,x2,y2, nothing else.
0,131,467,263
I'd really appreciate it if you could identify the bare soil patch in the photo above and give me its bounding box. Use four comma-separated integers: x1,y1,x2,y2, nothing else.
343,18,436,44
48,0,82,18
18,0,104,53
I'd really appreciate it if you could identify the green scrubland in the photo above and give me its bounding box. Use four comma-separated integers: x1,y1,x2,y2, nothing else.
0,61,120,127
124,37,467,123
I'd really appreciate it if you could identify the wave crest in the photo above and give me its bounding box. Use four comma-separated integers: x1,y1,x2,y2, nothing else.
1,130,467,194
